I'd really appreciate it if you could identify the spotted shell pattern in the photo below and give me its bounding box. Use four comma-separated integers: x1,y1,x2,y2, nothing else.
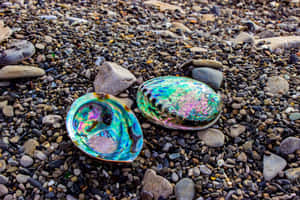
137,76,222,130
66,93,143,162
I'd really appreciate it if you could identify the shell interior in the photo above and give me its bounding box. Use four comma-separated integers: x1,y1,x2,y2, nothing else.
137,76,222,130
66,93,143,162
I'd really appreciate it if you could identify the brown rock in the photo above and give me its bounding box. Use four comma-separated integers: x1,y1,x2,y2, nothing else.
198,128,224,147
255,36,300,51
229,124,246,137
0,65,45,79
192,59,224,69
142,169,173,200
23,139,39,156
265,76,289,96
0,21,12,43
144,0,184,13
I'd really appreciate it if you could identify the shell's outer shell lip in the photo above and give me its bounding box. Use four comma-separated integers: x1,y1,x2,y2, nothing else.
137,76,222,130
66,92,143,162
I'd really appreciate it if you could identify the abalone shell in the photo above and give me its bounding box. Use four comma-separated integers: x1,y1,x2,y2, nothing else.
66,93,143,162
137,76,222,130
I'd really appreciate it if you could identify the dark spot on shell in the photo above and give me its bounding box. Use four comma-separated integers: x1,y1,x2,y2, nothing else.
102,113,112,125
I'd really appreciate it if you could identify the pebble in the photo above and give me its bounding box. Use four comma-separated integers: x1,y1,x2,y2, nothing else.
289,54,298,64
142,169,173,200
94,62,136,95
263,153,287,181
189,47,207,53
20,155,33,167
285,168,300,181
0,65,45,79
175,178,195,200
34,150,47,161
42,114,62,128
16,174,29,184
289,113,300,121
192,67,223,89
265,76,289,95
255,36,300,51
0,20,12,43
152,30,181,39
0,184,8,197
0,40,35,65
231,32,254,45
0,160,6,172
280,137,300,154
199,165,212,175
171,22,192,33
0,175,8,184
192,59,224,69
66,17,88,24
198,128,224,147
229,124,246,138
171,172,179,182
23,139,39,156
2,105,14,117
39,15,58,20
144,0,184,13
237,152,247,162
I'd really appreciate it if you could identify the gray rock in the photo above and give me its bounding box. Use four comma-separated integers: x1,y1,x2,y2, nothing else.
231,32,254,45
265,76,289,96
175,178,195,200
199,165,212,175
289,113,300,121
255,36,300,51
34,150,47,161
94,62,136,95
192,67,223,89
263,153,287,181
2,105,13,117
39,15,57,20
20,155,33,167
163,143,172,152
0,184,8,196
193,167,200,177
66,17,88,24
3,195,13,200
171,172,179,182
66,194,78,200
0,65,45,79
198,128,224,147
0,40,35,65
285,168,300,181
229,124,246,138
42,114,62,128
16,174,29,184
280,137,300,154
0,175,8,184
142,169,173,200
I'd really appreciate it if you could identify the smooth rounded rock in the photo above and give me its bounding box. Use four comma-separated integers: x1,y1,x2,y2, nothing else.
0,21,11,43
229,124,246,138
192,67,223,89
199,165,212,175
280,137,300,154
263,153,287,181
20,155,33,167
0,40,35,65
198,128,224,147
0,65,45,79
16,174,29,184
23,139,39,156
265,76,289,95
175,178,195,200
0,184,8,197
2,105,13,117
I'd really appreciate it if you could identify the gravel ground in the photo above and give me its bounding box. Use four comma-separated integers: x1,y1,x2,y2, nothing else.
0,0,299,199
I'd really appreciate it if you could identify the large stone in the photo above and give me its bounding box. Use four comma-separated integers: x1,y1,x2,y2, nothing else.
229,124,246,138
0,21,11,43
0,40,35,65
192,67,223,89
263,153,287,181
265,76,289,96
23,139,39,156
94,62,136,95
0,65,45,79
285,168,300,181
144,0,184,13
142,169,173,200
255,36,300,51
175,178,195,200
198,128,224,147
280,137,300,154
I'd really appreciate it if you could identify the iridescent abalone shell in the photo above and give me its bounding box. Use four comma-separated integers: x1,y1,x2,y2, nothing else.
137,76,222,130
66,93,143,162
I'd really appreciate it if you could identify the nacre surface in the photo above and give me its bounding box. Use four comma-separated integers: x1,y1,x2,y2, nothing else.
66,93,143,162
137,76,222,130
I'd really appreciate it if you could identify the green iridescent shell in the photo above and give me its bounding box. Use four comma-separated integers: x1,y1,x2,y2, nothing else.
137,76,222,130
66,93,143,162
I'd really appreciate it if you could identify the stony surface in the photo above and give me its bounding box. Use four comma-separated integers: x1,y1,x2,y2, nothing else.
0,65,45,79
142,169,173,200
94,62,136,95
263,153,287,181
175,178,195,200
192,67,223,89
198,128,224,147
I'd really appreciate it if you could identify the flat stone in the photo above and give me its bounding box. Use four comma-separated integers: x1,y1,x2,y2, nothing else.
199,165,212,175
285,168,300,181
0,21,12,43
192,59,224,69
23,139,39,156
0,184,8,196
263,153,287,181
289,113,300,121
0,65,45,79
265,76,289,95
144,0,184,13
255,36,300,51
280,137,300,154
229,124,246,138
175,178,195,200
2,105,14,117
192,67,223,89
16,174,29,184
20,155,33,167
94,62,136,95
189,47,207,53
198,128,224,147
231,32,254,45
142,169,173,200
0,40,35,65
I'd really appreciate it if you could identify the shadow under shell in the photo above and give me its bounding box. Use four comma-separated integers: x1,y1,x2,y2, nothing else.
66,93,143,162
